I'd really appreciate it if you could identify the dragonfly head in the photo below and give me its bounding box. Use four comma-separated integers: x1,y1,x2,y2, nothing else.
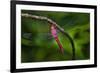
51,24,56,30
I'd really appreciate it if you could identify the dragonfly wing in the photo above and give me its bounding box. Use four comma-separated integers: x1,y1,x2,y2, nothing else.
45,32,54,40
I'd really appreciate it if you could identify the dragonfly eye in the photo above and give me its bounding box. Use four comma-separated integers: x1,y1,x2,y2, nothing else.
51,25,55,29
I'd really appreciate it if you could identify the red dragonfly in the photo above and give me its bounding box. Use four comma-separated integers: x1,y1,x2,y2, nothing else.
50,24,64,54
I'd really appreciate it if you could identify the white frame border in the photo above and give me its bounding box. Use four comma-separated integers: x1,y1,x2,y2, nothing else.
16,4,95,69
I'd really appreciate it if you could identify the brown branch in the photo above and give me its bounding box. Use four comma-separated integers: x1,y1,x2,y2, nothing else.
21,13,76,60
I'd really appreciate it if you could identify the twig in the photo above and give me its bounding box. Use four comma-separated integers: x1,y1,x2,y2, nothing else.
21,13,76,60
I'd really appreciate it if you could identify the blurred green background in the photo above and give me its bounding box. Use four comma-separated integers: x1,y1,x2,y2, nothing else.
21,10,90,63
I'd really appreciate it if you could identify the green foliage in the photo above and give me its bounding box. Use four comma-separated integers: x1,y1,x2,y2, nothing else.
21,10,90,63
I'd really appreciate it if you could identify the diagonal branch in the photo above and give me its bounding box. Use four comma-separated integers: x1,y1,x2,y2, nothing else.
21,13,76,60
21,13,64,32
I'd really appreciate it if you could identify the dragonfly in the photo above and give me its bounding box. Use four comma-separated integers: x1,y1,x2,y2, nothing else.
50,24,64,54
